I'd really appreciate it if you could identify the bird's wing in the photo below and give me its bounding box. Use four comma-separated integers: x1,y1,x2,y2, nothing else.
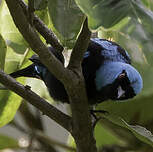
82,38,131,78
82,39,104,78
29,46,64,65
90,38,131,64
82,39,106,98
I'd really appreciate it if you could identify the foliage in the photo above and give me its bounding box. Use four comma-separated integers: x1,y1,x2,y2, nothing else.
0,0,153,151
0,134,19,149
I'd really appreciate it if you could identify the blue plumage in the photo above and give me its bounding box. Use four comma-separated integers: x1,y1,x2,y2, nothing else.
95,62,142,94
10,38,143,104
92,38,131,63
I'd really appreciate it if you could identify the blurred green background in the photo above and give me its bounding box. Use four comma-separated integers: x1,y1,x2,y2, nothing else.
1,0,153,151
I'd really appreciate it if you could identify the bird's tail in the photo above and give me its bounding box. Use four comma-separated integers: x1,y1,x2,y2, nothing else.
9,64,40,79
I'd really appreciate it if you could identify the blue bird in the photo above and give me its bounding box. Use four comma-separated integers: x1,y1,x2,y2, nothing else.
10,38,143,105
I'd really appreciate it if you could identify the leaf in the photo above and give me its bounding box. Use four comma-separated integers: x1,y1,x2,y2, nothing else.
0,48,28,128
121,18,153,66
131,0,153,35
26,78,52,102
0,41,23,128
75,0,153,30
0,1,28,54
67,134,76,152
48,0,85,48
103,114,153,147
95,123,121,147
75,0,131,29
0,134,19,150
0,90,22,127
123,120,153,147
0,34,6,70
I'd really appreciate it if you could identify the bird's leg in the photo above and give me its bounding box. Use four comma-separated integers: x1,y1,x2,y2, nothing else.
90,110,101,129
91,109,109,114
90,107,109,129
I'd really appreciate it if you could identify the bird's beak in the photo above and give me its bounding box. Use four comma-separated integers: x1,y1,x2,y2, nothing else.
117,86,125,98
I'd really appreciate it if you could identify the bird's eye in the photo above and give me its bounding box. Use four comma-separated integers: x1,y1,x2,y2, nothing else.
118,72,126,79
34,66,40,74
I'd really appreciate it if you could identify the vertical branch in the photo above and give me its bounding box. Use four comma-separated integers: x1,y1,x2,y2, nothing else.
65,19,97,152
68,18,91,69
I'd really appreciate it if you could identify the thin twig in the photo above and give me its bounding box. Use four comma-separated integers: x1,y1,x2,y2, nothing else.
36,131,76,152
10,120,28,134
27,133,35,152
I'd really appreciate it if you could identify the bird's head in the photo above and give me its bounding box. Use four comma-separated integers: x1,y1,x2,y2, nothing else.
29,54,46,80
28,46,64,80
95,62,143,101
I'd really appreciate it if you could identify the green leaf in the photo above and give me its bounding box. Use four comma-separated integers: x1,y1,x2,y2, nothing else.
48,0,85,48
131,0,153,35
95,123,121,147
0,1,28,54
26,78,52,102
0,90,22,127
123,120,153,147
0,34,6,70
0,134,19,150
67,134,76,151
0,48,27,127
103,115,153,147
75,0,153,30
75,0,131,29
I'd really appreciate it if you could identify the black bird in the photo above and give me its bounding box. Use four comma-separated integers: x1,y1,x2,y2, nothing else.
10,38,143,105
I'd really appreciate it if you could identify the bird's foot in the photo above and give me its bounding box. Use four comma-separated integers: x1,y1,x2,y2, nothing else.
90,110,109,129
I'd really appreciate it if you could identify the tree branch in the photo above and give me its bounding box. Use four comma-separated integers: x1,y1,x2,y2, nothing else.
68,18,91,69
64,19,97,152
18,0,64,53
0,70,72,132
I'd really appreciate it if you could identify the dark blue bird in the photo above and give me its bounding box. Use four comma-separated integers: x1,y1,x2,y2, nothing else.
10,38,143,105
